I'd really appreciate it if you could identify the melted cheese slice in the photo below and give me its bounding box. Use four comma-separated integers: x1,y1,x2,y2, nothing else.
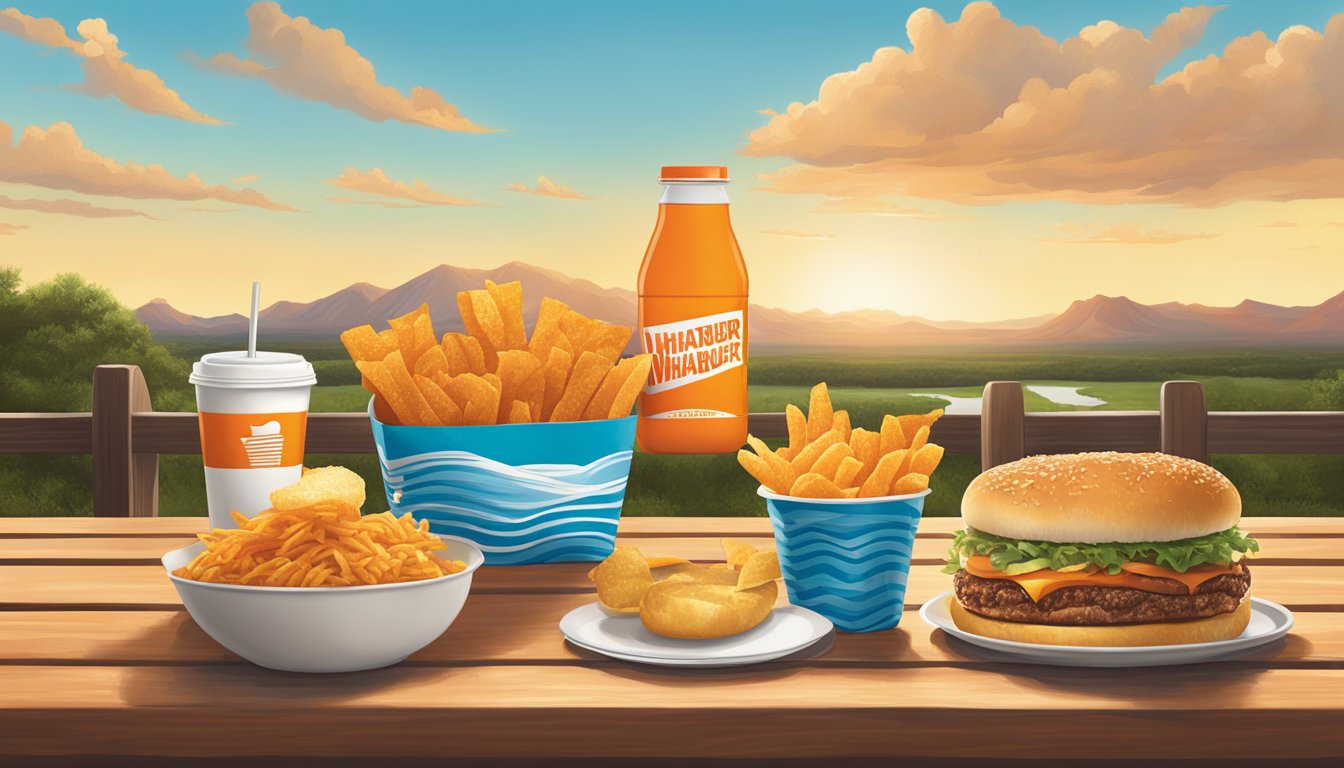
963,555,1239,602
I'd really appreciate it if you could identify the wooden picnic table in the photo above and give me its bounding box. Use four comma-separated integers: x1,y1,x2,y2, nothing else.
1,515,1341,767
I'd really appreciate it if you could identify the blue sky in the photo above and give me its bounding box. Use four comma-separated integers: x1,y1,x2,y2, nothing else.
2,1,1341,319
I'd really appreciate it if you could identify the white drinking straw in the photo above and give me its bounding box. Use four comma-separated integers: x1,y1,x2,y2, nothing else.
247,281,260,358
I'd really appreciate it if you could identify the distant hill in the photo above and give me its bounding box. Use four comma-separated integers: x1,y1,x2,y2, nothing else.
136,262,1344,348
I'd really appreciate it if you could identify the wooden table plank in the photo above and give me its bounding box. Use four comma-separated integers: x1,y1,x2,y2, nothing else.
3,535,1336,566
2,602,1338,667
4,563,1339,610
2,516,1340,537
0,666,1339,760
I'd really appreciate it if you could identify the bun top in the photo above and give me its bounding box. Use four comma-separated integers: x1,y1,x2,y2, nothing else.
961,452,1240,543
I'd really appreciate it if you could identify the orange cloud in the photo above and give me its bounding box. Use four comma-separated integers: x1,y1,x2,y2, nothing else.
0,121,294,211
323,195,424,209
0,222,28,235
231,174,258,185
760,229,835,240
0,193,153,219
1038,222,1219,244
745,3,1344,207
327,167,488,207
0,8,222,124
204,2,496,133
505,176,592,200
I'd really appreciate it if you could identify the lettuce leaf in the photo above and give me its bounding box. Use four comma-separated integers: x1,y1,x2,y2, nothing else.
941,526,1259,575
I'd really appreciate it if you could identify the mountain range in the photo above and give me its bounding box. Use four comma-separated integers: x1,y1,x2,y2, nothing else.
136,261,1344,348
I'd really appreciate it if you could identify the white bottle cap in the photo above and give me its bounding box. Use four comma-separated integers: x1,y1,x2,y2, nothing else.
189,351,317,389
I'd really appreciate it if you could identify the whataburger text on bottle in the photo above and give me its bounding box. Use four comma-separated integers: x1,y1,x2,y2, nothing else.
637,165,748,454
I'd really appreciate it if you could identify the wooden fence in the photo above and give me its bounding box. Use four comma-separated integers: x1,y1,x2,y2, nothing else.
0,366,1341,517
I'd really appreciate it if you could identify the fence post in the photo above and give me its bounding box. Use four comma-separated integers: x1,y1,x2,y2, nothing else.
92,365,159,517
981,381,1025,470
1160,380,1208,463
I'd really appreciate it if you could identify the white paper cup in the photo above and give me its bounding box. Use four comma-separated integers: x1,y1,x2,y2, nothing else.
190,352,316,528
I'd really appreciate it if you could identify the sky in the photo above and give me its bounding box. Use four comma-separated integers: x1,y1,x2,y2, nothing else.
0,0,1341,322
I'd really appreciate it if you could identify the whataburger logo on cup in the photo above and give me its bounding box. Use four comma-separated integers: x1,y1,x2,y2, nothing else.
198,413,308,469
641,309,744,395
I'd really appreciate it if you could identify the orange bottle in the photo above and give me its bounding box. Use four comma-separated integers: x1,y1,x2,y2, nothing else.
637,165,748,453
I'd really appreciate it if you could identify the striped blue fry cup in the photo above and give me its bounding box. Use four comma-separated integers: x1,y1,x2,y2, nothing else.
369,399,637,565
760,487,930,633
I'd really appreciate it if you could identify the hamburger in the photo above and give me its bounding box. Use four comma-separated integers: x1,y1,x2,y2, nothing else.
945,452,1259,646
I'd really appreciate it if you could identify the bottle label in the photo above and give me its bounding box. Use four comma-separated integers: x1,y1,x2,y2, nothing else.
641,309,744,394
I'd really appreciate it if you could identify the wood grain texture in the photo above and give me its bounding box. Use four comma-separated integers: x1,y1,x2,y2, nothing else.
981,381,1024,469
2,604,1339,667
1161,381,1208,462
1208,411,1344,454
4,563,1338,610
0,666,1339,760
0,413,92,454
1025,411,1161,454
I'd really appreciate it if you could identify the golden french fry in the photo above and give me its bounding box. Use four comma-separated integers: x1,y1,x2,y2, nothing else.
410,312,436,368
783,403,806,459
506,399,531,424
908,425,931,454
540,346,573,421
549,351,612,423
911,443,945,477
605,354,653,420
583,354,642,421
841,487,859,498
561,309,631,363
806,382,833,442
519,368,546,421
443,373,500,426
789,428,842,477
833,456,864,488
414,374,464,426
810,442,853,480
440,333,470,376
485,279,527,351
387,304,430,369
791,472,846,499
746,435,793,491
357,360,417,426
340,324,397,362
848,428,880,484
859,449,908,497
721,538,759,570
832,410,851,442
737,450,779,492
528,297,568,358
880,414,907,454
383,350,442,426
457,291,499,371
736,550,781,591
446,333,487,376
494,350,544,423
413,345,449,378
898,408,943,444
890,472,930,496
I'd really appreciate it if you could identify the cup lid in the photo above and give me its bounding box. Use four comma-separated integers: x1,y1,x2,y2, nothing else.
189,351,316,388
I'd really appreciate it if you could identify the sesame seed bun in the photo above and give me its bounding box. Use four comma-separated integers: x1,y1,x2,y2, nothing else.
948,596,1252,647
961,452,1241,543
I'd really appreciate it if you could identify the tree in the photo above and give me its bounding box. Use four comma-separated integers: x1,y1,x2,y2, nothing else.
1306,369,1344,410
0,267,191,412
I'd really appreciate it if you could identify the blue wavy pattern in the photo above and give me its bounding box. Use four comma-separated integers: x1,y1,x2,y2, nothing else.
766,496,924,633
377,447,633,565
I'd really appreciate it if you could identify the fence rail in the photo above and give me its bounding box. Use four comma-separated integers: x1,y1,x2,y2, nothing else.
0,367,1341,517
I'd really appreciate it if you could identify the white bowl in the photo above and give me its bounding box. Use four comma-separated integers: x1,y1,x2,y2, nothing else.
163,535,483,673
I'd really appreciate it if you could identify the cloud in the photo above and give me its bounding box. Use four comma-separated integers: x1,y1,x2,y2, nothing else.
230,174,258,185
0,193,154,219
0,121,295,211
203,2,496,133
0,222,29,235
1037,222,1219,244
760,229,835,240
323,195,424,209
326,167,488,207
181,206,240,214
505,176,593,200
0,8,222,124
745,3,1344,207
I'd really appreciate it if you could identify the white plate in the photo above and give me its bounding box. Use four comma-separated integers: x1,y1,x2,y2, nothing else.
920,591,1294,668
559,603,833,667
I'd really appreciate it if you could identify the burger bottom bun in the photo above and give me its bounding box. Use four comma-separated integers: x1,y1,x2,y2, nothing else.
949,596,1251,647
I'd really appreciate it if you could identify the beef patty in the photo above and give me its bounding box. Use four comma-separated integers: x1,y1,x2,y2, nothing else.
952,565,1251,626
